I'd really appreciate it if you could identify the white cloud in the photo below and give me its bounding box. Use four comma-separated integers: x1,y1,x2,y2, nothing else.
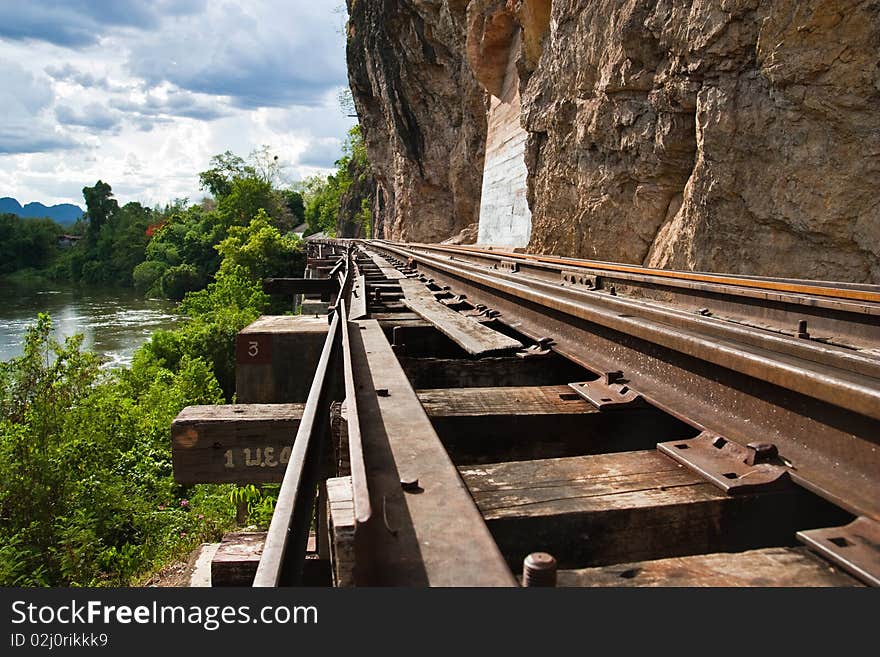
55,102,122,131
0,1,207,48
0,58,82,154
0,1,355,207
127,1,347,109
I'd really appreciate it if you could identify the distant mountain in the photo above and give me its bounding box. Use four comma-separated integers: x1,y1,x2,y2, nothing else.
0,197,84,225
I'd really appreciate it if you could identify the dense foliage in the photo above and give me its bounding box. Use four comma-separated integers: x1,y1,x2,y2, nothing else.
302,125,371,238
0,210,302,585
0,214,61,275
1,134,372,295
0,314,231,586
0,133,373,585
0,146,308,301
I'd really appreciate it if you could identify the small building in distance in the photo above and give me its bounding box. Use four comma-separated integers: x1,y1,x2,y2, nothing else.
58,234,82,249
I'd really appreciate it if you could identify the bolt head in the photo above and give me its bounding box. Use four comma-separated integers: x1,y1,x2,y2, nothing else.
524,552,557,571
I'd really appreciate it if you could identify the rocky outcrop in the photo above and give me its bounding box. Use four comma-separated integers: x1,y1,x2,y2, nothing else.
521,0,880,282
348,0,880,282
346,0,486,242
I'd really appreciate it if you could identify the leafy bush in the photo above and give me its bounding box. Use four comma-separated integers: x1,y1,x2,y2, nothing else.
132,260,168,294
160,263,202,301
0,315,234,586
302,125,370,236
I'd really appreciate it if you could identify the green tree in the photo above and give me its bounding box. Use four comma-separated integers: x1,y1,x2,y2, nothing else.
198,151,250,198
0,214,61,274
302,125,371,237
0,314,230,586
215,210,305,281
217,177,278,227
282,189,305,226
82,180,118,245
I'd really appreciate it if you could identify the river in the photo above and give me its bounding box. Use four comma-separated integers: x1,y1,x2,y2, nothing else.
0,281,181,368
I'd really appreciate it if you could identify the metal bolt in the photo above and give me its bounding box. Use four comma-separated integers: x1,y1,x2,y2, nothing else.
745,442,778,465
522,552,557,587
604,370,625,385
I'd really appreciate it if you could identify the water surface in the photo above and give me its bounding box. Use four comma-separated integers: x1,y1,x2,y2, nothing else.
0,281,181,368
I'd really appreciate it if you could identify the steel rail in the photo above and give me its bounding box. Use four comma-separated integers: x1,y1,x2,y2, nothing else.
385,242,880,350
340,297,372,526
395,242,880,304
253,308,341,586
369,242,880,520
366,246,880,402
253,250,349,587
345,317,517,586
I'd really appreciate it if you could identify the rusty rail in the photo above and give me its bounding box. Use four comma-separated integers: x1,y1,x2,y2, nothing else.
254,239,878,587
253,247,349,586
382,241,880,348
398,242,880,303
368,241,880,521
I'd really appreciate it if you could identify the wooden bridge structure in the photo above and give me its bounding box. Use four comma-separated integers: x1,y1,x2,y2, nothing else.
171,239,880,587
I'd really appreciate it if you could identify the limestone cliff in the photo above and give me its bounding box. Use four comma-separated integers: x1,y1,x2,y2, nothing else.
347,0,880,282
346,0,486,242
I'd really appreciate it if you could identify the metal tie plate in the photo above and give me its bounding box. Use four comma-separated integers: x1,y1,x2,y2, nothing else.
797,517,880,587
568,372,645,410
657,432,792,494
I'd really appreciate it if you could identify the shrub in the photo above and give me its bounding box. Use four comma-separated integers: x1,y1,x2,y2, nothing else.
132,260,167,294
0,315,234,586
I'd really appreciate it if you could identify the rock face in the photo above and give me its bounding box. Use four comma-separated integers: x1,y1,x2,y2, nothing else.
468,1,532,246
348,0,880,282
346,0,486,243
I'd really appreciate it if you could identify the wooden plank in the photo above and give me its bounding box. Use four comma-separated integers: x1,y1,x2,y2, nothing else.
350,274,367,319
366,282,403,290
235,315,328,403
460,450,850,569
418,385,696,464
371,312,424,322
398,278,522,356
326,476,356,587
211,530,329,586
399,354,591,389
420,385,594,416
363,250,406,280
263,277,335,298
211,532,266,587
172,404,302,484
348,319,517,586
557,547,861,587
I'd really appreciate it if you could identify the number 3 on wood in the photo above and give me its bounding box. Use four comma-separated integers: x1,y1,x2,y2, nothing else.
248,340,259,357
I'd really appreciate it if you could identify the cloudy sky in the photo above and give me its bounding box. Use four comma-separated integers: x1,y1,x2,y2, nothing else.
0,0,356,208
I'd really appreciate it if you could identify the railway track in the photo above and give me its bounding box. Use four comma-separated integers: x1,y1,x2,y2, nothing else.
254,239,880,587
